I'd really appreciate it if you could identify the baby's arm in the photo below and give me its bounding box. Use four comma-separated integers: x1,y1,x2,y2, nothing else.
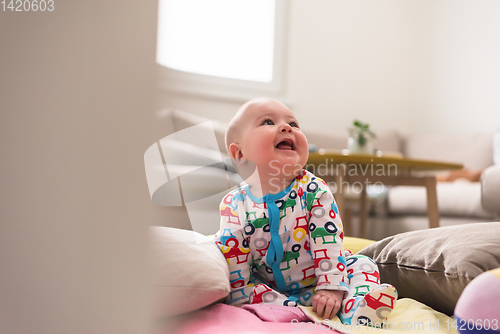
307,177,349,318
214,194,254,306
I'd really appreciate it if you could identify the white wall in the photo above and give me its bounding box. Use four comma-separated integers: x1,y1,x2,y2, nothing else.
0,2,161,333
158,0,500,136
410,0,500,134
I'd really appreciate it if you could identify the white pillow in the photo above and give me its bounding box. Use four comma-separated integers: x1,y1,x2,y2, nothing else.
170,109,228,154
150,226,229,317
388,183,494,218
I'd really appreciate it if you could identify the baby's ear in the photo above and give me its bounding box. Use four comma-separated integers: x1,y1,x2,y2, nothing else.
228,143,257,182
229,143,245,163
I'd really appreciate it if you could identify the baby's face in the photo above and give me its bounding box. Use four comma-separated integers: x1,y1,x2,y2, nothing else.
236,100,309,179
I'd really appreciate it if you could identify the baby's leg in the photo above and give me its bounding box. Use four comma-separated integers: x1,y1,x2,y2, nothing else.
339,255,397,327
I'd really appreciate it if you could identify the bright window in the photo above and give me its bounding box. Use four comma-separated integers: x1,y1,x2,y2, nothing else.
156,0,287,99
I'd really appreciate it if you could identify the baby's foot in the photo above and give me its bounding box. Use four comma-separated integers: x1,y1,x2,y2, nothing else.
351,284,398,327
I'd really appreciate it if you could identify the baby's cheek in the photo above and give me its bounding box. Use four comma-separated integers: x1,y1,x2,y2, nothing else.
296,138,310,163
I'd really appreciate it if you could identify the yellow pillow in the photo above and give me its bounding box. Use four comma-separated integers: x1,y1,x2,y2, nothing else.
343,236,376,254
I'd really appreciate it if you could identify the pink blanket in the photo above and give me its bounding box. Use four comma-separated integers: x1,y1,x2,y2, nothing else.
165,303,340,334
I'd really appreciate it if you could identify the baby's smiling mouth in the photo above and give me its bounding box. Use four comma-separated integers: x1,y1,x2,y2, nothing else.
276,139,294,150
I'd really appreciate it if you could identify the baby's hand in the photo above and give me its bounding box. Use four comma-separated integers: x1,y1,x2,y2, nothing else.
312,289,344,320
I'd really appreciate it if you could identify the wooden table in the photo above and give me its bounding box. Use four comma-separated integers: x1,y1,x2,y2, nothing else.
306,150,463,238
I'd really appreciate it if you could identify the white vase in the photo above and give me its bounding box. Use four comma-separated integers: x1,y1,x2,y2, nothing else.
347,135,373,154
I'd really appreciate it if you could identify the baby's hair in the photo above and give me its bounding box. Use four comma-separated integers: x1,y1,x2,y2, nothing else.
225,97,274,154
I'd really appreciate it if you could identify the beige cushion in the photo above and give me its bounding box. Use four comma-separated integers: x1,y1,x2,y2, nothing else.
388,182,495,218
358,222,500,316
170,109,228,154
150,226,230,317
404,133,494,170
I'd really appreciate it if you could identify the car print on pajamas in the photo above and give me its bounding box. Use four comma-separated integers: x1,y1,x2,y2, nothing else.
244,214,270,235
251,284,297,306
216,229,250,265
251,284,278,304
229,269,246,289
254,237,270,257
276,192,297,218
280,243,301,270
309,221,338,244
305,179,327,211
220,205,239,224
231,192,246,207
217,228,240,247
365,292,395,311
223,191,246,210
312,248,333,273
220,245,250,265
355,292,396,326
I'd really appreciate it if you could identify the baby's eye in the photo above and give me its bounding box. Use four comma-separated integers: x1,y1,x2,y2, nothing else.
262,119,274,126
290,122,299,128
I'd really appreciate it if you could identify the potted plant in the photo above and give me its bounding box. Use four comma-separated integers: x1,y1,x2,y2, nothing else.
347,120,376,154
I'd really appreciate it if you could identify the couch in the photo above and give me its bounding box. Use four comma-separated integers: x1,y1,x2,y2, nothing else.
369,133,499,240
145,109,500,240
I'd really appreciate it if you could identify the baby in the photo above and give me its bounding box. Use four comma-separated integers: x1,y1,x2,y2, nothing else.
214,97,397,325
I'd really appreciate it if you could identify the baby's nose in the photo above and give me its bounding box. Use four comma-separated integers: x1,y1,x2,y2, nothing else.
280,123,292,132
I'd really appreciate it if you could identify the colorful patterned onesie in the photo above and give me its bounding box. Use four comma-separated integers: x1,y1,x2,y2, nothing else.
214,169,397,326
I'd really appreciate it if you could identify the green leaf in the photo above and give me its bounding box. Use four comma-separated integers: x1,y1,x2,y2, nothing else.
358,134,366,146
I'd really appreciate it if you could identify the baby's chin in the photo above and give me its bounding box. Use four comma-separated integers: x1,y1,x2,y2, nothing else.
267,154,307,173
266,161,303,179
